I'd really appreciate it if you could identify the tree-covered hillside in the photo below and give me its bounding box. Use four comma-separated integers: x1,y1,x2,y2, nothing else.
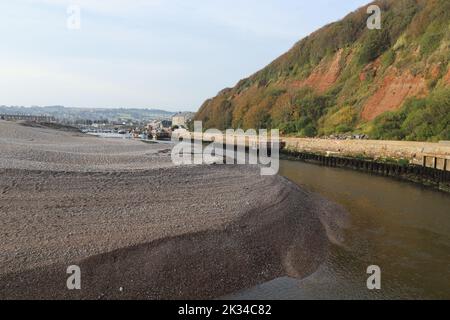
195,0,450,141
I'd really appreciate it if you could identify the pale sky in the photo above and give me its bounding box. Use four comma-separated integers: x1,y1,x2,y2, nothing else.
0,0,370,111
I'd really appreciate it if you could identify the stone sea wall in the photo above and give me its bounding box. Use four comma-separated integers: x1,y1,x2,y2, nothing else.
282,138,450,170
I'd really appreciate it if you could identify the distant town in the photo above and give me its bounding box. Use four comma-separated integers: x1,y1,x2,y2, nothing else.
0,105,195,141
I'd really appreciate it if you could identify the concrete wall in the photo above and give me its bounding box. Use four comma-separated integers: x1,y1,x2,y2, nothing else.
282,137,450,169
190,131,450,170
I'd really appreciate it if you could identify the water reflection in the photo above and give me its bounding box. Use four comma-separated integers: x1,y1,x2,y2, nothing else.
228,160,450,300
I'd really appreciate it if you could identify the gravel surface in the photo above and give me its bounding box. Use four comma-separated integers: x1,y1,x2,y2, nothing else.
0,120,347,299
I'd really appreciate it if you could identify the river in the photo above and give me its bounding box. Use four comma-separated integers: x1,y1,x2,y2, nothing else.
229,159,450,300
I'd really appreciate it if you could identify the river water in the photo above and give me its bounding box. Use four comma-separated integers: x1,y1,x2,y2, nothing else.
229,159,450,300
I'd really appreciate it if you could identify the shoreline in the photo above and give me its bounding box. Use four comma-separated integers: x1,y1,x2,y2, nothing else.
280,149,450,193
194,131,450,192
0,121,348,299
0,166,348,300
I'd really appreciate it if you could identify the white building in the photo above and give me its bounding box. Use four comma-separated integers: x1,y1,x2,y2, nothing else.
172,112,195,128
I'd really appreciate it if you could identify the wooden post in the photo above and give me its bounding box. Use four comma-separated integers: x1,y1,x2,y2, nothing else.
423,156,427,167
433,157,438,169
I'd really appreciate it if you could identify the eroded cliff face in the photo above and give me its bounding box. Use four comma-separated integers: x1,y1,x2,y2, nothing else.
444,67,450,85
289,49,344,94
195,0,450,141
362,68,428,121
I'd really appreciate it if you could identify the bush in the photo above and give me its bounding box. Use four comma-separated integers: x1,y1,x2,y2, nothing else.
320,105,357,135
381,49,396,68
300,124,317,137
370,88,450,141
358,29,391,65
419,18,447,57
267,88,287,97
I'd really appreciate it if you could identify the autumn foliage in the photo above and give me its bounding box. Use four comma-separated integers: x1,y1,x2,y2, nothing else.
195,0,450,141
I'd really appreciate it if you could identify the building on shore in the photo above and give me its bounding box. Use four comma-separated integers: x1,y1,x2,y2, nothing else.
147,119,173,140
172,112,195,128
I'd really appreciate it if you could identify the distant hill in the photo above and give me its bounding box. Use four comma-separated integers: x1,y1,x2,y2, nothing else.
195,0,450,141
0,105,175,122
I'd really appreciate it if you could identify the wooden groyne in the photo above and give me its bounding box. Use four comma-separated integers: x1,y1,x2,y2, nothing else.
423,154,449,171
